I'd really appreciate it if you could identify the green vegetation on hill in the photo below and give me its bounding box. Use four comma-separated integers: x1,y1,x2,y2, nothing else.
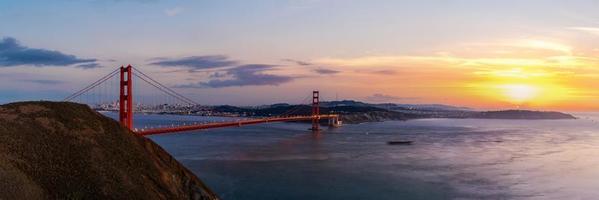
0,101,218,200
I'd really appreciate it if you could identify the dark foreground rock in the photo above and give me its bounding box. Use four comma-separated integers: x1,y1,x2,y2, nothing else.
0,101,218,200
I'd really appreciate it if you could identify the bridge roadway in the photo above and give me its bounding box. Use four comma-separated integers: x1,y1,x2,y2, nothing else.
135,114,340,136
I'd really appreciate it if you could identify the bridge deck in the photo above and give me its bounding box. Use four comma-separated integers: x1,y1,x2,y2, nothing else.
136,114,339,136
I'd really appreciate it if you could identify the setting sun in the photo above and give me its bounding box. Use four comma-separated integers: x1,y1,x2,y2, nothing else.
499,84,539,103
464,66,582,109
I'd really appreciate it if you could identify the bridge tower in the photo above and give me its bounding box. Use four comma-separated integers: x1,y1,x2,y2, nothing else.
119,65,133,129
311,90,320,131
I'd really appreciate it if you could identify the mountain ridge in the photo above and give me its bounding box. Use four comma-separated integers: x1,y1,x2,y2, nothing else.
204,100,575,123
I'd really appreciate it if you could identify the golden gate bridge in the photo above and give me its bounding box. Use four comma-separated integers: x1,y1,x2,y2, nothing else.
63,65,341,135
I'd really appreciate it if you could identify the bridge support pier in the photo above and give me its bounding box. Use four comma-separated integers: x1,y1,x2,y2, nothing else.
311,91,320,131
328,117,341,128
119,65,133,129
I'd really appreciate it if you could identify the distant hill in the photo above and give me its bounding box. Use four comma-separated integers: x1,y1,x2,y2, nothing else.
473,110,576,119
205,100,575,123
389,103,472,111
0,102,218,200
319,100,373,108
319,100,472,111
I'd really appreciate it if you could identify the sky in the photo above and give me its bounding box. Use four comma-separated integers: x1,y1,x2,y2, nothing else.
1,0,599,110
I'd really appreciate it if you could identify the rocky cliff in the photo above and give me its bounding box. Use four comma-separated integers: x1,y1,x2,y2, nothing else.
0,101,218,200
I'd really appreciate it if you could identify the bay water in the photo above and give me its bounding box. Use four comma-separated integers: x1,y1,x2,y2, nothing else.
105,112,599,200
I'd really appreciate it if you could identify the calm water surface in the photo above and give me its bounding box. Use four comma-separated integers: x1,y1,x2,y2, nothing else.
105,112,599,200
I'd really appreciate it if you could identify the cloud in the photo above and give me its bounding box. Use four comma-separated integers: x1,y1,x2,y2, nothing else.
569,27,599,36
366,69,397,75
282,58,312,66
517,40,572,55
318,53,593,70
313,68,340,75
352,69,397,75
20,79,64,85
316,38,585,71
209,71,227,78
176,64,294,88
365,93,419,102
0,37,97,67
76,63,103,69
282,58,341,75
164,7,183,16
149,55,238,70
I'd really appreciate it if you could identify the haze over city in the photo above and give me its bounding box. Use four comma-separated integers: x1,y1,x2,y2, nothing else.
2,0,599,110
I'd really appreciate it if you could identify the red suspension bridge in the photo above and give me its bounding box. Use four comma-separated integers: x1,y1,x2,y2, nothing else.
64,65,341,136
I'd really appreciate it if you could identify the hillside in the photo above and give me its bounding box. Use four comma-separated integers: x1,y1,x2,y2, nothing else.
472,110,577,119
212,104,422,123
208,102,575,123
0,101,218,200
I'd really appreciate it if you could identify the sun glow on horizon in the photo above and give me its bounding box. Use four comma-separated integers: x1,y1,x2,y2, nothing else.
317,36,599,110
468,66,578,108
499,84,539,103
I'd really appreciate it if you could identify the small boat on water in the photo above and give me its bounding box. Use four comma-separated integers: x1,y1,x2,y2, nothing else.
387,141,413,145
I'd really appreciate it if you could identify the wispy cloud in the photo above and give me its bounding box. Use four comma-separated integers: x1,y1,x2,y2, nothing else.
209,71,227,78
76,63,103,69
164,6,183,16
20,79,64,85
149,55,238,70
569,27,599,36
176,64,294,88
318,53,594,70
0,37,97,67
365,93,419,102
516,39,572,55
282,58,312,66
283,58,342,75
313,68,340,75
359,69,397,75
